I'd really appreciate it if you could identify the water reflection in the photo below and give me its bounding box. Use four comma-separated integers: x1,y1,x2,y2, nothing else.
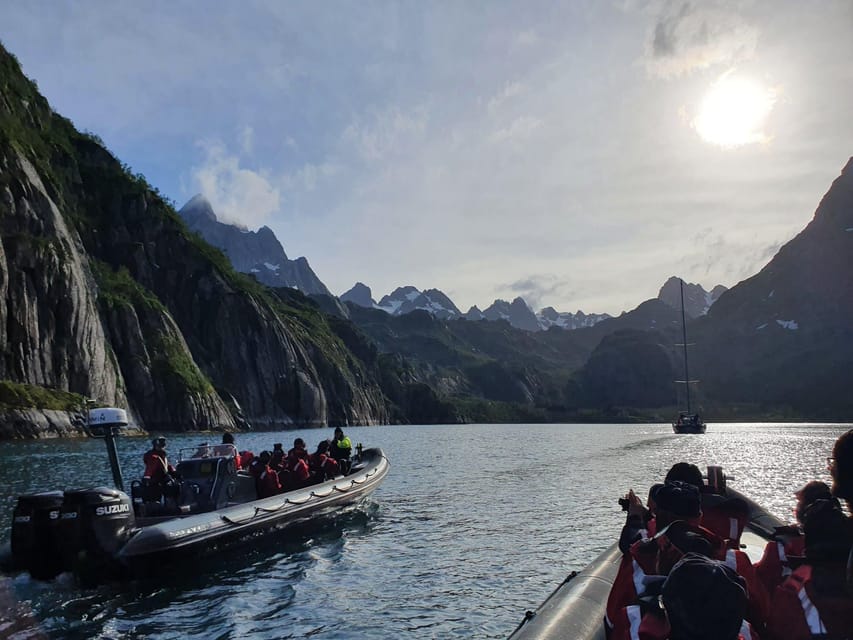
0,422,848,638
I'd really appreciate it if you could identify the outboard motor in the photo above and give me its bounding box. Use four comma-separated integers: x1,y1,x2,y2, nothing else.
10,491,65,579
58,487,135,582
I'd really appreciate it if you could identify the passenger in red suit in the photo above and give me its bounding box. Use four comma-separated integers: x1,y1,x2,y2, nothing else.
700,496,769,627
754,481,830,595
143,437,175,485
287,438,309,468
766,499,853,640
310,440,340,480
270,443,286,471
606,481,709,633
619,463,704,551
290,456,311,488
255,451,281,499
215,432,241,469
610,553,757,640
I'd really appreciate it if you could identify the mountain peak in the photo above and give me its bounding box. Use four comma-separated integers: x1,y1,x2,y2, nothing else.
657,277,726,319
177,196,330,296
179,193,217,224
341,282,377,308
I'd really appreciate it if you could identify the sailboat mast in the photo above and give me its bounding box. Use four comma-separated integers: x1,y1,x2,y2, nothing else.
680,278,691,415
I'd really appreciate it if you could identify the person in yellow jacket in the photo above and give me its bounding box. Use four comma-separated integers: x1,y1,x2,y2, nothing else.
329,427,352,473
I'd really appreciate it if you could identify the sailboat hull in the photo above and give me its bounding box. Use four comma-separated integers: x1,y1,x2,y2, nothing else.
672,421,706,434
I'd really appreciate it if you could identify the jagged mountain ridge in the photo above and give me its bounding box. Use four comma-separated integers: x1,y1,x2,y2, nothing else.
178,194,331,296
657,276,727,319
344,284,613,332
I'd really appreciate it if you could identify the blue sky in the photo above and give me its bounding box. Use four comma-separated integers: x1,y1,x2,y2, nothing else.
2,1,852,315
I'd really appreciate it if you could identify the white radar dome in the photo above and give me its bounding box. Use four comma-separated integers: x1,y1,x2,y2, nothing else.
88,407,129,427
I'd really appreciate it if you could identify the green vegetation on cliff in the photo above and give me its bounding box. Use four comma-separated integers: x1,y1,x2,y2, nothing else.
0,380,84,411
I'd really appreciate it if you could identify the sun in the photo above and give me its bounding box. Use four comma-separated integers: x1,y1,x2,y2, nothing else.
693,71,777,148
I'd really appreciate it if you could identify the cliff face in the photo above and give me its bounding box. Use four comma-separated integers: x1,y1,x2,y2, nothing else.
0,147,127,417
0,44,389,436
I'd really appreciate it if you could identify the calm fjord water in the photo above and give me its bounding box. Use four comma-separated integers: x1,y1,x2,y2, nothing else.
0,422,848,639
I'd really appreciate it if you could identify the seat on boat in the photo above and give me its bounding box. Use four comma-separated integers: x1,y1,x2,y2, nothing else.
175,445,241,512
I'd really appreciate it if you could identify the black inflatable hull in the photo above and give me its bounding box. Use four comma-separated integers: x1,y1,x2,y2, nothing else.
6,448,389,583
118,448,389,570
508,487,783,640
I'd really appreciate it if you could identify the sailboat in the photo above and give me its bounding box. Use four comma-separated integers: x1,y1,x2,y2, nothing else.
672,278,706,434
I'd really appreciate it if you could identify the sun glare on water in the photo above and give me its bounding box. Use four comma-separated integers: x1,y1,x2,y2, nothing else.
693,71,777,148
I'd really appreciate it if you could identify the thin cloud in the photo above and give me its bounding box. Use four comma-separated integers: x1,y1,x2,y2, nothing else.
342,105,429,162
644,1,758,77
191,139,280,228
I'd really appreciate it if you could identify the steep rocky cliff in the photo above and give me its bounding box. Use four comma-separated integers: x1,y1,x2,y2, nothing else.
0,44,389,436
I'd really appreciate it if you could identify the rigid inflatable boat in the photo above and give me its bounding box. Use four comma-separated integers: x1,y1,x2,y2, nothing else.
508,469,784,640
7,409,389,583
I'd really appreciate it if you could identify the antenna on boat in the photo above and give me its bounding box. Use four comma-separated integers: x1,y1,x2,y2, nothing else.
85,402,129,491
679,278,692,416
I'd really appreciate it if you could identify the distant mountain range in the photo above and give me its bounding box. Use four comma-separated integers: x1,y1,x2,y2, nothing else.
178,195,331,296
176,201,724,333
340,280,724,332
341,283,613,331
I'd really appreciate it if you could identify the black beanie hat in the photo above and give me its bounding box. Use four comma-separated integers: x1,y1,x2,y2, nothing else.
662,553,747,640
653,481,702,518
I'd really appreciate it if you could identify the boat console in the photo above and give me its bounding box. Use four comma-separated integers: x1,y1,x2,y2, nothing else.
130,443,256,517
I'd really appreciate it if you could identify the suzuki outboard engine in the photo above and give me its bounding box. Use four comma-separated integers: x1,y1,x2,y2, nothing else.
58,486,136,582
10,491,66,579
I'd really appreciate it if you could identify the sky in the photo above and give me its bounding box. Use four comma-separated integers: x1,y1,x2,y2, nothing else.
1,1,852,316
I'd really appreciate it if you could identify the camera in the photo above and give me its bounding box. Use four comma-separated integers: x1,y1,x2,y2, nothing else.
618,497,630,511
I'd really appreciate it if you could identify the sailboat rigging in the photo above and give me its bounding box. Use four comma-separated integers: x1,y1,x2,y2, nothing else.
673,278,706,434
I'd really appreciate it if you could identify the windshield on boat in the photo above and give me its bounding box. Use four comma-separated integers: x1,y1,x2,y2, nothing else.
179,443,237,462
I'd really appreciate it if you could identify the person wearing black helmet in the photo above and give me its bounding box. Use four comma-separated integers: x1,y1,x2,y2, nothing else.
766,499,853,639
606,481,710,634
662,553,753,640
755,480,835,595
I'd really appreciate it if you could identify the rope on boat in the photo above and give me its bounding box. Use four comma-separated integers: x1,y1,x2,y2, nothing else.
509,570,579,636
219,459,384,523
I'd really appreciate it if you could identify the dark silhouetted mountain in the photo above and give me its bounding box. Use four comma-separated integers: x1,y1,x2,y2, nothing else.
658,277,727,318
464,306,485,321
568,329,676,409
690,157,853,418
482,297,540,331
178,195,331,296
340,282,377,308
